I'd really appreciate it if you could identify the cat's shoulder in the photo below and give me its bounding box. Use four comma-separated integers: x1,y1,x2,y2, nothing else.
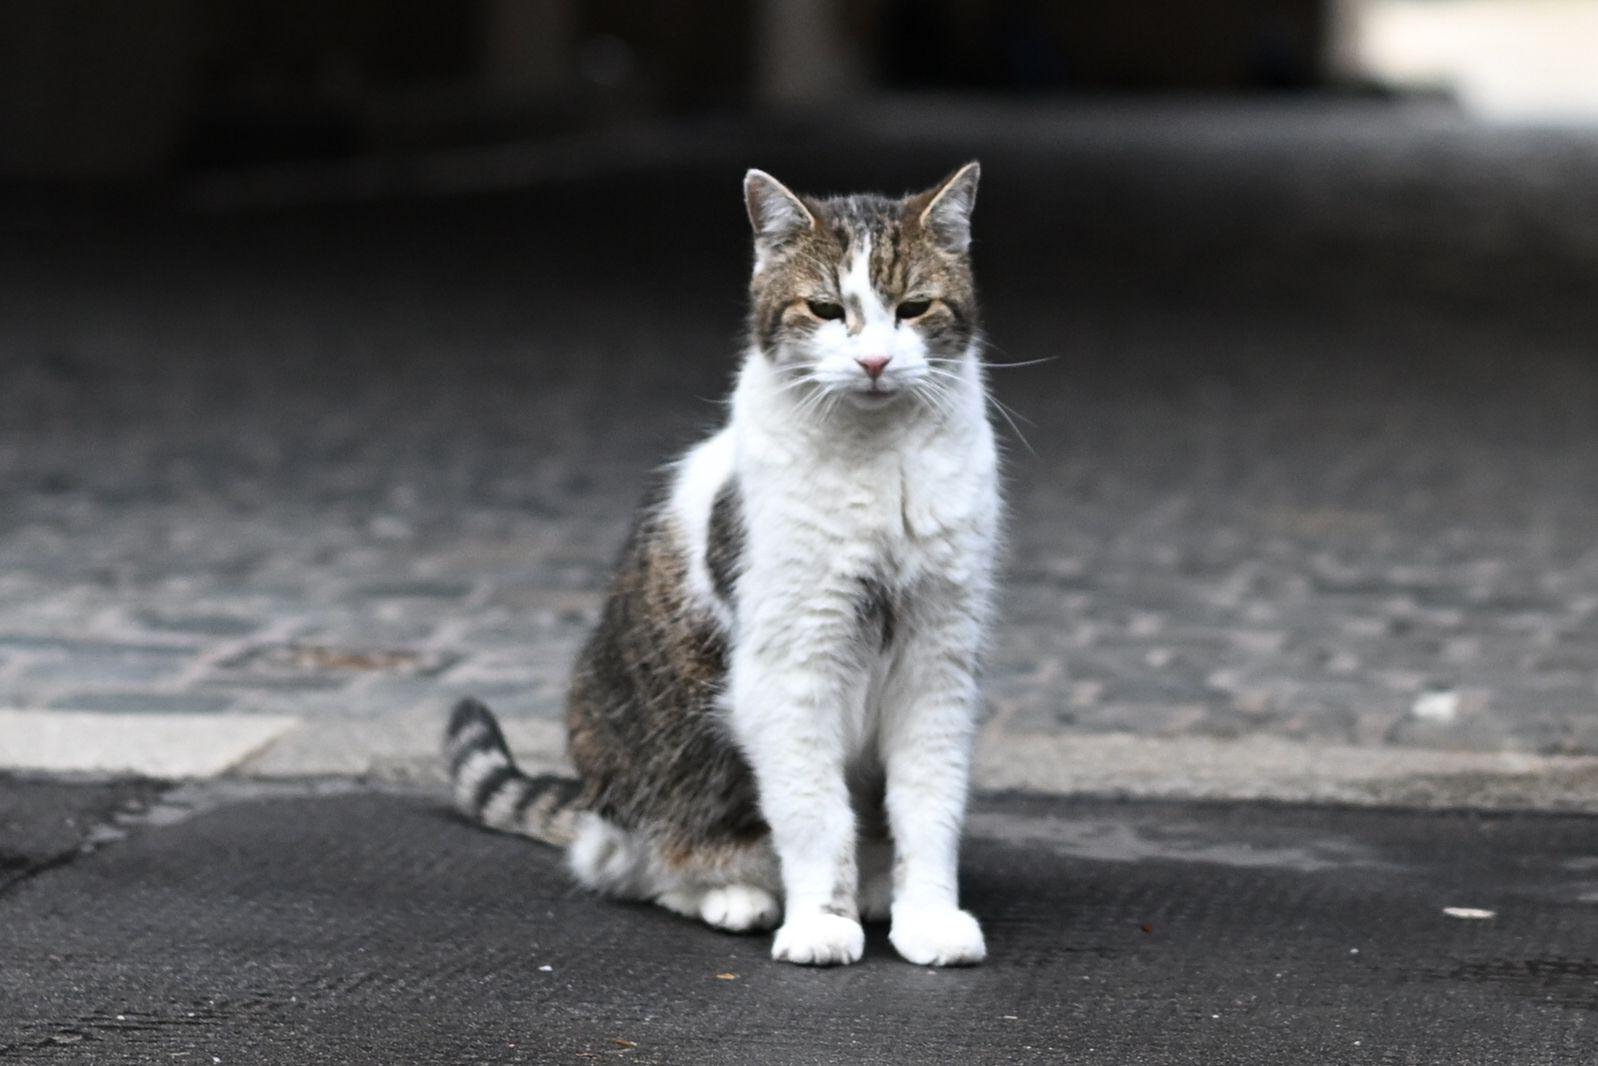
668,427,737,519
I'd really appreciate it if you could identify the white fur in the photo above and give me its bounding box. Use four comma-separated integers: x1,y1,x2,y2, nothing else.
654,883,780,932
574,197,999,967
700,884,781,932
772,912,865,966
669,429,738,628
573,345,998,963
889,904,986,966
723,345,998,966
629,296,997,964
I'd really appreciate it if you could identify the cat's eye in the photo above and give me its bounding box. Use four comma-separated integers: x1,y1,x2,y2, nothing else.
896,298,932,321
806,300,845,321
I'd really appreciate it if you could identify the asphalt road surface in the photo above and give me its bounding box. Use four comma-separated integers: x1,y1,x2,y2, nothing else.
2,778,1593,1064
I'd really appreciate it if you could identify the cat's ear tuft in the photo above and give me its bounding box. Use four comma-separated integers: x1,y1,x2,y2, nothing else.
915,161,981,254
744,169,815,243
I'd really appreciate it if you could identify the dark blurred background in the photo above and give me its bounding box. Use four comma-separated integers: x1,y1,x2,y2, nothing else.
2,1,1596,762
1,0,1369,180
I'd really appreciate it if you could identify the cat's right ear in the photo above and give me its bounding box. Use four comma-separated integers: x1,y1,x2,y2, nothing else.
744,169,815,247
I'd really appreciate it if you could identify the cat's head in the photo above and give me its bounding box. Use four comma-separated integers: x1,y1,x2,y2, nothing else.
742,164,981,411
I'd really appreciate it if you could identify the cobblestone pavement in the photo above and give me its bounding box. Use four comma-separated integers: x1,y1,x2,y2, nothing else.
2,99,1596,777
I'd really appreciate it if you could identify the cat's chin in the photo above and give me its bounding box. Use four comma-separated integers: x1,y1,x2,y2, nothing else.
842,388,905,408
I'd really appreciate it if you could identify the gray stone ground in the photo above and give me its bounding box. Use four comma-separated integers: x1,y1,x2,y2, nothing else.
2,99,1597,786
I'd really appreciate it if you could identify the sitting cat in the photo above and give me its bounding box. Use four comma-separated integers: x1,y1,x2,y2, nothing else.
446,162,999,967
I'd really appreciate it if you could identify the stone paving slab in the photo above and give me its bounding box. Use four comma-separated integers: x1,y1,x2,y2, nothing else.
0,710,298,778
228,714,1598,813
1,100,1596,789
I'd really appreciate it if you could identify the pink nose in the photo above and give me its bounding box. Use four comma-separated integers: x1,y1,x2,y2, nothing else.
856,355,891,380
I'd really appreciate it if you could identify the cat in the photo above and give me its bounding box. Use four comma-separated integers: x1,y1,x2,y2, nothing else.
446,162,1000,967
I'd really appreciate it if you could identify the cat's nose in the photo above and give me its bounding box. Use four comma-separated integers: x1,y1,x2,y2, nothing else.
856,355,891,380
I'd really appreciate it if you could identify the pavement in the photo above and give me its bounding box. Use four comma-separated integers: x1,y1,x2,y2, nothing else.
3,96,1598,1061
3,97,1598,804
2,778,1594,1064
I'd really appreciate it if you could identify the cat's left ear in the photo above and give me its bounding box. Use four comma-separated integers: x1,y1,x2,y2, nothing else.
913,161,981,254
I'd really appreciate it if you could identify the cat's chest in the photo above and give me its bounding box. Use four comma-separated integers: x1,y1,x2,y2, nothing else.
746,434,996,582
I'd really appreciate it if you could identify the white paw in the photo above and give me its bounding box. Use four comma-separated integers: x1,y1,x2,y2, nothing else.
859,874,893,924
700,884,781,932
771,912,864,966
889,906,986,967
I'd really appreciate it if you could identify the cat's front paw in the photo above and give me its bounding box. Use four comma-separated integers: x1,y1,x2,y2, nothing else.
771,912,864,966
889,906,986,966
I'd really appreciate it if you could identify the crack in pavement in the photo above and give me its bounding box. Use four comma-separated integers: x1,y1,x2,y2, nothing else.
0,776,171,899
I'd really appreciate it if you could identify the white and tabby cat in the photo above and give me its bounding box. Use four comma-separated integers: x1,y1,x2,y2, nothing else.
446,163,1000,967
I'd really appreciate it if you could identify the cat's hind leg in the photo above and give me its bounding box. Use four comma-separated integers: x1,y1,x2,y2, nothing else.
665,837,783,932
661,883,781,932
571,814,781,933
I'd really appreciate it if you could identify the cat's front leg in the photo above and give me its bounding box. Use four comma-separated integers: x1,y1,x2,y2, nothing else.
879,601,987,966
728,639,865,966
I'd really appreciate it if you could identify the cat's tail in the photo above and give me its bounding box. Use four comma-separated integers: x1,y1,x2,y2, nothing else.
445,697,581,846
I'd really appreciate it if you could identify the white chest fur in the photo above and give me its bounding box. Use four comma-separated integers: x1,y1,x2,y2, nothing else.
666,346,999,778
671,349,998,636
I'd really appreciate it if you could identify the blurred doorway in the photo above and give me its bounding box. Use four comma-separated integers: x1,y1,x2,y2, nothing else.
1360,0,1598,120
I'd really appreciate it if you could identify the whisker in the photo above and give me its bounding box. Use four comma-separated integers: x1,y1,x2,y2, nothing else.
924,356,1053,375
987,395,1037,455
819,390,843,424
914,377,958,422
978,357,1057,370
770,376,814,395
988,394,1037,427
797,383,833,422
978,335,1026,362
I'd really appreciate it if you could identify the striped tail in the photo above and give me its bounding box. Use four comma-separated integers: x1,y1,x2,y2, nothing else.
444,698,581,846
